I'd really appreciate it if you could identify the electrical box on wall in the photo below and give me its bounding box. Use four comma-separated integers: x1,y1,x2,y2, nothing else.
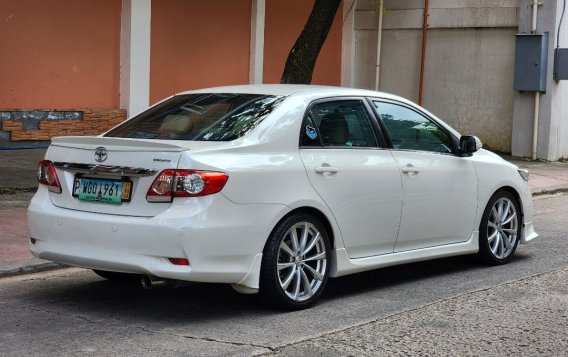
554,48,568,80
513,33,549,92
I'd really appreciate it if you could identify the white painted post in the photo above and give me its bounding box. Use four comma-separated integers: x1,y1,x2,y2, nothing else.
249,0,265,84
341,0,356,87
120,0,152,117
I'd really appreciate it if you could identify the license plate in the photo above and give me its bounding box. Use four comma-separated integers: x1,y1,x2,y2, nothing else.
72,176,132,204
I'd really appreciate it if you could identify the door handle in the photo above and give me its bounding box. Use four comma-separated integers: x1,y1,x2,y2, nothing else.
401,165,420,174
315,166,339,174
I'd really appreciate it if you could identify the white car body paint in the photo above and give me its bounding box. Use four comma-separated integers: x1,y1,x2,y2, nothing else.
300,148,402,258
28,85,538,294
391,150,478,252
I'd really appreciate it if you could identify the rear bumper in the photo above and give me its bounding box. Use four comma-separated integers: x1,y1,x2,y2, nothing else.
28,186,287,287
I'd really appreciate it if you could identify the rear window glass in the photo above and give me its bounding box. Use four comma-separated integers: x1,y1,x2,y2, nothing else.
105,93,284,141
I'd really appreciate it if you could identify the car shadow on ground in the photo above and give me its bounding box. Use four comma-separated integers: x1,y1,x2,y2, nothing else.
323,252,531,300
22,252,532,323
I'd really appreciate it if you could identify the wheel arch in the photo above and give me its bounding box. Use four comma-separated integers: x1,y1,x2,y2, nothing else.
264,206,337,252
494,185,524,224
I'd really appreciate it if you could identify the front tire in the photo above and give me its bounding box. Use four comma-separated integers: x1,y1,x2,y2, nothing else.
259,213,331,310
478,190,521,265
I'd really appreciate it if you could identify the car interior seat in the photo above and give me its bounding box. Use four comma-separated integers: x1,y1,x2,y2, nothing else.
319,113,349,145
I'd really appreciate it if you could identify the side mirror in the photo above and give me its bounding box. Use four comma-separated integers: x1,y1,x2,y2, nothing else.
460,135,482,156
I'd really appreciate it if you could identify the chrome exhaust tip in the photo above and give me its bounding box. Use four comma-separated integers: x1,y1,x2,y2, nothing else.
140,275,168,289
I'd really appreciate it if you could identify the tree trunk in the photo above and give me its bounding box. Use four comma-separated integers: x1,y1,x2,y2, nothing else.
280,0,341,84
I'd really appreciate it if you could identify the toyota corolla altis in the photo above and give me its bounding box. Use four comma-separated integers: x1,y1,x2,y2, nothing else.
28,85,538,309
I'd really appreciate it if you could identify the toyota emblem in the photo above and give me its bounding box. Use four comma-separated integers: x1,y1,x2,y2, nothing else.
94,147,108,163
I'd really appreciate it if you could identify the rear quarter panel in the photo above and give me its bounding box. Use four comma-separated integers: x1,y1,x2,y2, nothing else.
176,94,347,249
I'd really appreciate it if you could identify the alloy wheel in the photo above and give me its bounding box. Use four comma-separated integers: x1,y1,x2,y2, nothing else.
486,197,518,260
276,221,327,302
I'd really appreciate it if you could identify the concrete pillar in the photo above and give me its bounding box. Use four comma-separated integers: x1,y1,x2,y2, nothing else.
341,0,356,87
249,0,265,84
120,0,151,117
512,0,568,160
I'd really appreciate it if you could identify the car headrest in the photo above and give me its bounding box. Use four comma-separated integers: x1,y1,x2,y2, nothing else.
319,113,349,145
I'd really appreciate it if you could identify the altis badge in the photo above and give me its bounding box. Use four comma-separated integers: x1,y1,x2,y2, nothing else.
306,125,317,140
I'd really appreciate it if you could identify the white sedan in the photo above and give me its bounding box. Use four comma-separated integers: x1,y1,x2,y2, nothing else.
28,85,538,309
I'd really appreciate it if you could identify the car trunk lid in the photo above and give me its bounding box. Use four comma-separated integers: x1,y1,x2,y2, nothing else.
46,136,187,217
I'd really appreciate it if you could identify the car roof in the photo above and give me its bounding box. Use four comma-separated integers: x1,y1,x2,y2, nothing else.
178,84,408,102
176,84,461,138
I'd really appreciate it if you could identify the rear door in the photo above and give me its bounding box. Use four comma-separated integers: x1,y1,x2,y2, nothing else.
371,100,478,252
299,98,403,258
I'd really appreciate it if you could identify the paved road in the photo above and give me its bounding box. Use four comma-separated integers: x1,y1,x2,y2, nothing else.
1,193,567,356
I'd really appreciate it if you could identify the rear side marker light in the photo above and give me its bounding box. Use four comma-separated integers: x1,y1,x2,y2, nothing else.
168,258,190,266
146,169,228,202
37,160,62,193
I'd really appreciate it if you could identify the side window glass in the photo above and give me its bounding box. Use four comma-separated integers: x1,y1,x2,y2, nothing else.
373,102,453,154
301,100,378,148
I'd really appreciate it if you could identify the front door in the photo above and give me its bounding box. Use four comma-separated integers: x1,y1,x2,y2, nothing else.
371,100,478,252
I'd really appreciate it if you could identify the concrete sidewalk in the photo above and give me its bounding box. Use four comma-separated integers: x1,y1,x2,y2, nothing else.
0,149,58,276
1,148,567,277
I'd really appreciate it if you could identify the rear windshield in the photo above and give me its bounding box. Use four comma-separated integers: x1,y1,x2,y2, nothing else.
105,93,284,141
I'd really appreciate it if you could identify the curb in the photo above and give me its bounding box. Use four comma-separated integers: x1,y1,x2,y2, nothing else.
0,261,66,278
0,187,37,195
531,186,568,196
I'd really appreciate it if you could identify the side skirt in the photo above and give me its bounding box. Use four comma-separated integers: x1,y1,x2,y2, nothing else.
330,232,479,278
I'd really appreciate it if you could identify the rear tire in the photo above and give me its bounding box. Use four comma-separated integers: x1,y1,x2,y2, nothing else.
478,190,521,265
93,269,139,282
259,213,331,310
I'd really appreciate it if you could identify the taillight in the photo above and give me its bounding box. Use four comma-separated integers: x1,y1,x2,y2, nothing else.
146,169,229,202
37,160,62,193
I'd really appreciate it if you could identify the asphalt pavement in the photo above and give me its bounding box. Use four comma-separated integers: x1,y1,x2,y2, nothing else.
0,148,568,276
